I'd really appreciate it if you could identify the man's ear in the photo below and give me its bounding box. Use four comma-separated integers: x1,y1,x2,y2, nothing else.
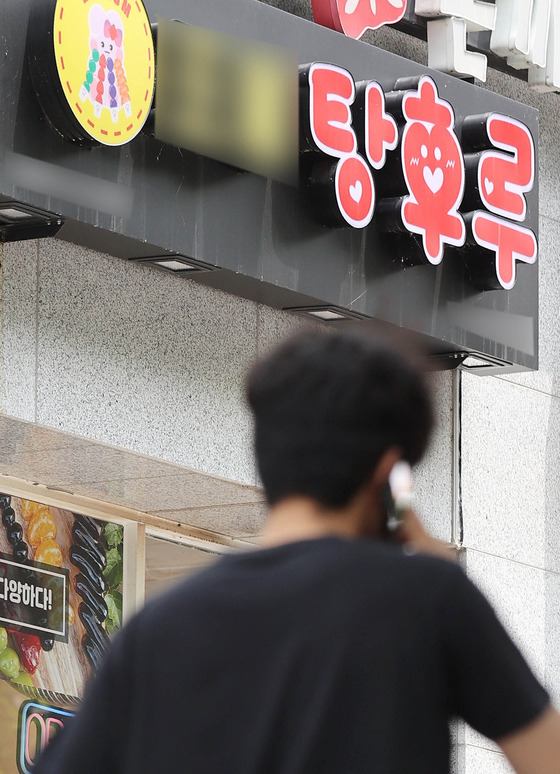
371,447,402,491
355,447,403,539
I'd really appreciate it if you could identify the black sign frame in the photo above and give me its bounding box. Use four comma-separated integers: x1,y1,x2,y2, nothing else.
0,0,539,372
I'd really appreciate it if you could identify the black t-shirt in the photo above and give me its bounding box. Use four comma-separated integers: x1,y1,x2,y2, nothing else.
35,537,549,774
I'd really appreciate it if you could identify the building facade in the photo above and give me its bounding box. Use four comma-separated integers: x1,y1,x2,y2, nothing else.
0,1,559,771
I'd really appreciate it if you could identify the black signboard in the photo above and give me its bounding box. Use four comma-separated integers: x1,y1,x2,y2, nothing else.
0,553,68,643
0,0,539,371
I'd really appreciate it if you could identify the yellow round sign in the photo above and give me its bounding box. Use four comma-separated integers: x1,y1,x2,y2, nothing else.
53,0,154,146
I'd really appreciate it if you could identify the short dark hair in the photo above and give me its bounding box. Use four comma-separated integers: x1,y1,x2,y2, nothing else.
246,328,433,508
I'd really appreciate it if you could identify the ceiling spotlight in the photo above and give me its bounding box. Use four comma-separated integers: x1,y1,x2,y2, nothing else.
283,305,370,322
426,352,468,371
131,254,217,274
0,202,64,242
460,353,510,370
0,208,35,220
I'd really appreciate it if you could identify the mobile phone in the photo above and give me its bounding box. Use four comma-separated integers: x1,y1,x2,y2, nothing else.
384,461,413,534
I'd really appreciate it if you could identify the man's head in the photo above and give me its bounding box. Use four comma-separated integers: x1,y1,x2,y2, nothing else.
247,328,433,510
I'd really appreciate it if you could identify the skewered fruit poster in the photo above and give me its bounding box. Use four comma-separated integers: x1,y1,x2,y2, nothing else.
0,493,125,774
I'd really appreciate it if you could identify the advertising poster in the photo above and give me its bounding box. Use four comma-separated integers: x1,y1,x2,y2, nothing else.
0,493,125,774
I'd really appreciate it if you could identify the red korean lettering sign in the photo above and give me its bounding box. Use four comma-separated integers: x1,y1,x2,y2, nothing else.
472,114,537,289
471,213,537,290
364,81,399,170
301,63,537,291
401,76,466,265
307,63,375,228
311,0,407,40
303,64,398,228
309,64,356,157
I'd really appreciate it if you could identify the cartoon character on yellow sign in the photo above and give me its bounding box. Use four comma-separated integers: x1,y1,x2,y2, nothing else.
54,0,154,147
80,6,131,123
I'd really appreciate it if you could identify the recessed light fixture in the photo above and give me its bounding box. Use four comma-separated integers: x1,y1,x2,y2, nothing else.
0,202,64,241
427,352,468,371
153,258,198,272
460,353,510,370
306,309,348,321
0,208,35,220
131,254,217,274
283,305,370,322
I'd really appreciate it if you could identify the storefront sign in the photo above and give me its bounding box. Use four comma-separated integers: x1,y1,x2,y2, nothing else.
0,494,126,774
490,0,558,89
311,0,407,40
16,702,74,774
311,0,560,91
0,555,68,642
1,0,540,370
32,5,539,293
32,0,155,146
301,68,537,290
154,19,297,184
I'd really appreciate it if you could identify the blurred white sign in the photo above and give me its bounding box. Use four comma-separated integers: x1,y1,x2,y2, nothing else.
415,0,560,91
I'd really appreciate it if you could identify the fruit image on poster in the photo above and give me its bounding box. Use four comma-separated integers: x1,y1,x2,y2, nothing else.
0,493,125,774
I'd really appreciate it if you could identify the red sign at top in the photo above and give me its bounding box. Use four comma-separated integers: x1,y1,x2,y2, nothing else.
300,64,537,292
311,0,407,40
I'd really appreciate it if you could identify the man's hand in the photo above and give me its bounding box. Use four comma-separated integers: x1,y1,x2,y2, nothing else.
395,509,458,561
497,705,560,774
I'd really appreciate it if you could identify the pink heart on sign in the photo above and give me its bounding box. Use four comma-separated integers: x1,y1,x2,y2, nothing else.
423,166,444,194
349,180,363,203
484,177,494,196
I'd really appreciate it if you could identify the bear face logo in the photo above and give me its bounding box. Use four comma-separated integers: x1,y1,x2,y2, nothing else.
312,0,407,40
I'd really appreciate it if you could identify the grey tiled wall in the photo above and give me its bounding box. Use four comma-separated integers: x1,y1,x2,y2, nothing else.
0,236,453,542
1,239,38,422
459,67,560,774
2,239,316,486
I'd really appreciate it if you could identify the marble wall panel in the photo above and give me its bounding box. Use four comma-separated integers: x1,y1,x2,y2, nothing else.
461,372,560,573
1,239,38,421
35,240,259,485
